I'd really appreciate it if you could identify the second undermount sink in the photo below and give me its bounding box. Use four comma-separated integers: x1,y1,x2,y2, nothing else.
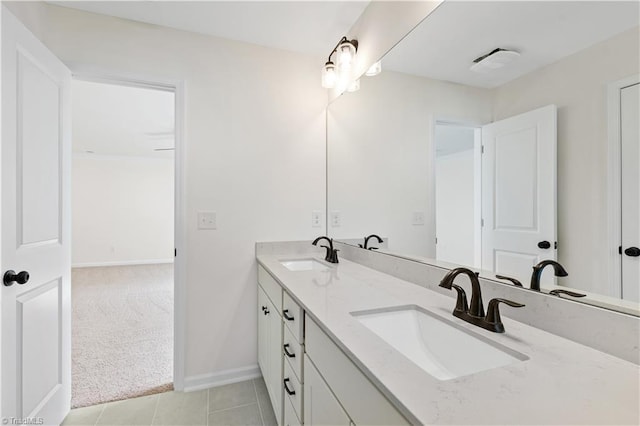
352,305,528,380
280,259,329,272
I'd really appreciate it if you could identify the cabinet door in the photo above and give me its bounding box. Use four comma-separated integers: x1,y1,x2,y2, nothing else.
304,357,351,426
268,303,283,425
258,286,270,382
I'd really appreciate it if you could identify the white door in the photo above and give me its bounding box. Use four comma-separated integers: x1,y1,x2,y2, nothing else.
481,105,557,286
621,83,640,302
1,8,71,425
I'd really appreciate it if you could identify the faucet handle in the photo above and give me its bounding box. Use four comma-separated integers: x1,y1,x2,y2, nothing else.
450,284,469,314
495,274,523,287
485,298,525,333
548,289,586,298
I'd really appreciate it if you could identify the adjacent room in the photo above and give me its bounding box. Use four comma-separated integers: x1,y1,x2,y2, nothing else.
70,80,176,408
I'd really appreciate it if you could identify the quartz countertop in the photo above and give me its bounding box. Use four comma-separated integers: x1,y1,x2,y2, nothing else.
257,254,640,425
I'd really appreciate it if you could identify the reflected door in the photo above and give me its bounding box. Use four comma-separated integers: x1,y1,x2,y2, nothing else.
621,83,639,302
481,105,557,286
1,8,72,424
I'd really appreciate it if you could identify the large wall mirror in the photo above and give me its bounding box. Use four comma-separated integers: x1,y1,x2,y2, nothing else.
327,1,640,315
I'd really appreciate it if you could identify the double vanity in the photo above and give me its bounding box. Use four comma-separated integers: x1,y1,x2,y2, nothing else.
256,241,639,425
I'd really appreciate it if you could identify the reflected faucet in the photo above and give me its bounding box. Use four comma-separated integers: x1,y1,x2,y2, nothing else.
439,267,525,333
530,260,568,291
312,236,339,264
358,234,383,250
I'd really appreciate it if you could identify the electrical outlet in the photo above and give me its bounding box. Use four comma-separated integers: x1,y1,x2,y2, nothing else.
311,211,322,228
331,211,341,227
412,211,425,226
198,211,217,230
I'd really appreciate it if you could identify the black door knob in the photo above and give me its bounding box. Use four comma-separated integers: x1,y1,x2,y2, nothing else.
624,247,640,257
537,241,551,249
3,270,30,286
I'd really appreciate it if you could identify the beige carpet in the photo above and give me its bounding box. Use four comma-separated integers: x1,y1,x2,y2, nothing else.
71,264,174,408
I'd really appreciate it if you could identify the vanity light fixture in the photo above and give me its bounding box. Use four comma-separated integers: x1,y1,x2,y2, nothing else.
470,48,520,73
365,61,382,76
321,36,358,89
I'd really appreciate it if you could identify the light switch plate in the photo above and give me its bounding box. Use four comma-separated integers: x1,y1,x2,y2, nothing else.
311,211,322,228
412,211,425,226
198,211,217,230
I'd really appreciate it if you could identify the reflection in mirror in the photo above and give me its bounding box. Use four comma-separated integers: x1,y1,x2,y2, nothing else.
327,1,640,315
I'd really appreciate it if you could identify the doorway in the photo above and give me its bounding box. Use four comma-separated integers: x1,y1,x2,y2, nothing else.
70,79,176,407
434,122,482,268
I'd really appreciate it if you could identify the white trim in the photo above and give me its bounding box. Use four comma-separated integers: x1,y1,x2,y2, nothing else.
72,259,174,268
183,365,262,392
70,65,188,392
607,74,640,299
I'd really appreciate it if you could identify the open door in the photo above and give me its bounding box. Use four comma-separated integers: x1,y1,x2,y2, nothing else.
1,8,71,425
481,105,557,286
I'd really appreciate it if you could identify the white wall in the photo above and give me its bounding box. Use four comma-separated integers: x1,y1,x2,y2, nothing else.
493,27,640,295
72,155,174,267
5,2,327,384
328,70,492,258
435,149,475,267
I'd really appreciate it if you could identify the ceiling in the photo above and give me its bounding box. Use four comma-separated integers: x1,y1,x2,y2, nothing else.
72,80,175,158
49,1,370,58
383,1,640,88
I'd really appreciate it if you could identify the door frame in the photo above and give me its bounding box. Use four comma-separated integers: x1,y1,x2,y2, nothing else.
607,74,640,299
69,63,187,391
431,118,483,267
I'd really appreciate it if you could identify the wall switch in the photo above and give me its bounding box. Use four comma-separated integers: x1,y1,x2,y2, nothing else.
412,211,425,226
311,211,322,228
198,211,217,230
331,211,341,227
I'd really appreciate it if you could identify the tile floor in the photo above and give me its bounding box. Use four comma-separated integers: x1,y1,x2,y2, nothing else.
62,378,277,426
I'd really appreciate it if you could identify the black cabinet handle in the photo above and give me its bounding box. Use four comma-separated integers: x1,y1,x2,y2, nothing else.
283,344,295,358
283,309,295,321
537,241,551,249
263,308,270,315
3,270,29,287
624,247,640,257
283,378,295,396
261,306,267,312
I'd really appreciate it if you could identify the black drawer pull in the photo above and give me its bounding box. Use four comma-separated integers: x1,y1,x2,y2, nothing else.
283,378,296,396
283,344,295,358
624,247,640,257
283,309,295,321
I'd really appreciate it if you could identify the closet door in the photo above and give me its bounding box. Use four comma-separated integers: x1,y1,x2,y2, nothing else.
621,83,640,302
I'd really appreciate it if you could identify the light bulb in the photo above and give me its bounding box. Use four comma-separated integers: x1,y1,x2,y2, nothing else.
321,62,336,88
365,61,382,77
347,79,360,93
337,40,357,70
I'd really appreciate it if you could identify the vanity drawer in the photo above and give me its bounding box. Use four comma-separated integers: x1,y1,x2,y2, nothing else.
283,358,303,420
283,392,301,426
282,291,304,343
258,265,282,313
283,325,303,382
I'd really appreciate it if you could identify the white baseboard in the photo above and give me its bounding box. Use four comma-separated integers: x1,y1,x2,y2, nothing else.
183,365,262,392
72,259,174,268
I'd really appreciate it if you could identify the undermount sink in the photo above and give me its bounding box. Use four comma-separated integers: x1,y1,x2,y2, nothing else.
280,259,329,272
352,305,528,380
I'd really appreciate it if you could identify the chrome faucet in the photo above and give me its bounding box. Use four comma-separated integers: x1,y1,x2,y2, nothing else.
439,267,524,333
358,234,383,250
530,260,568,291
312,236,339,264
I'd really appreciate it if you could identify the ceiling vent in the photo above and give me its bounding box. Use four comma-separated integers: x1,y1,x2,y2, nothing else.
470,48,520,73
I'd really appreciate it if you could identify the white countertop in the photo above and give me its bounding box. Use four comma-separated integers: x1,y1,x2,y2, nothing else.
257,254,640,425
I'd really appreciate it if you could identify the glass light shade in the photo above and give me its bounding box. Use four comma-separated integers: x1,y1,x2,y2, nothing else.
321,62,337,88
365,61,382,76
337,40,357,70
347,79,360,93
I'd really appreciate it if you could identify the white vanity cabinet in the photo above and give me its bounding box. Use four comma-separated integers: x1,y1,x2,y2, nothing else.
258,267,284,425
